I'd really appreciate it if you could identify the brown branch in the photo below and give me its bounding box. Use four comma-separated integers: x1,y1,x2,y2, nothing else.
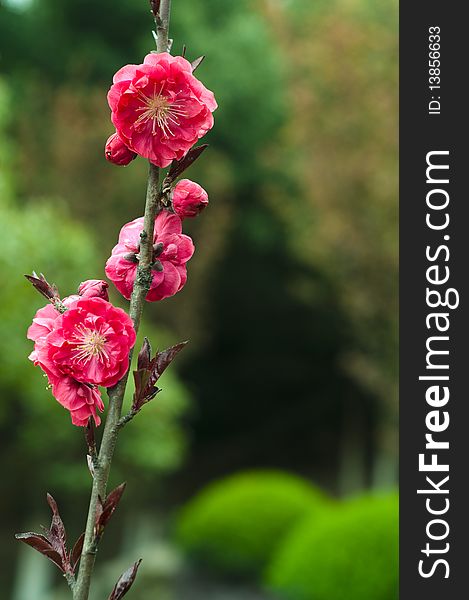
156,0,171,53
73,4,172,598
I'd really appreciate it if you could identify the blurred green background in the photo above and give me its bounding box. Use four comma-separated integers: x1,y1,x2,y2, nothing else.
0,0,398,598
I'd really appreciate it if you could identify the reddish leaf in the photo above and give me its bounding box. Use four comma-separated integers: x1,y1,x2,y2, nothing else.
132,369,148,405
15,493,78,574
85,419,96,456
95,483,126,539
15,494,84,573
108,559,142,600
47,493,67,557
94,495,104,537
101,483,126,528
191,55,205,72
151,342,188,380
149,0,160,18
132,372,142,403
140,384,161,406
15,533,64,572
137,337,152,371
133,341,187,410
25,272,60,302
168,145,208,182
71,532,85,572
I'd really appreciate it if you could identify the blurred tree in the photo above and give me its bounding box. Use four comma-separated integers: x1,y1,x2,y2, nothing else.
0,0,148,82
175,0,396,494
259,0,398,489
0,0,398,500
0,0,399,592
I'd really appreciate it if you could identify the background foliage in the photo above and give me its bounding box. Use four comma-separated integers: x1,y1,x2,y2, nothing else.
176,471,329,577
266,492,399,600
0,0,397,597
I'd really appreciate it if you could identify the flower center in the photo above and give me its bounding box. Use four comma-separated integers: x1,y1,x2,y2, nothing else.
135,84,187,138
72,326,109,364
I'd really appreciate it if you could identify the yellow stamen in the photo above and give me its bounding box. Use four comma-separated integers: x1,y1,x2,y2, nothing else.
72,326,109,364
134,84,187,138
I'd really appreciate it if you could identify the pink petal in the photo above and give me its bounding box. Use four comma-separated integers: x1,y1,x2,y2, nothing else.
112,64,138,84
160,261,182,297
155,211,182,236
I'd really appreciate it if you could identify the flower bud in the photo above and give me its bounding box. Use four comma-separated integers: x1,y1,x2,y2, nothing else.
105,132,137,166
172,179,209,218
78,279,109,301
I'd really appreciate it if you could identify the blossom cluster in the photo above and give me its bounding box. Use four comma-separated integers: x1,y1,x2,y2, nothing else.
21,11,219,599
103,51,215,305
28,51,216,427
28,281,136,426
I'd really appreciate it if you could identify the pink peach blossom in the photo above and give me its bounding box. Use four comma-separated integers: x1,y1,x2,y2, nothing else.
28,308,105,427
105,210,195,302
28,297,136,426
107,53,217,168
42,297,136,388
105,132,137,166
172,179,209,218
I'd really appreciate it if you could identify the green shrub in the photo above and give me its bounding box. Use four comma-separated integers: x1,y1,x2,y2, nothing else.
175,470,329,577
266,492,398,600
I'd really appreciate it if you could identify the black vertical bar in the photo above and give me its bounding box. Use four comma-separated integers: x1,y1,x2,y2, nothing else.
401,2,468,598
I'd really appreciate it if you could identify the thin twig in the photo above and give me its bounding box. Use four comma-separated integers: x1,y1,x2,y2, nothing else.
116,408,139,430
64,572,76,591
73,5,172,598
73,170,161,600
156,0,171,53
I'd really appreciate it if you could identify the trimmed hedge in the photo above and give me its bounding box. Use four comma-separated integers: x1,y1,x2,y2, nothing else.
265,492,398,600
175,470,329,577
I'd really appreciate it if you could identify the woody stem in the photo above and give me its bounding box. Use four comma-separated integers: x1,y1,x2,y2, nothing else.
72,3,172,599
